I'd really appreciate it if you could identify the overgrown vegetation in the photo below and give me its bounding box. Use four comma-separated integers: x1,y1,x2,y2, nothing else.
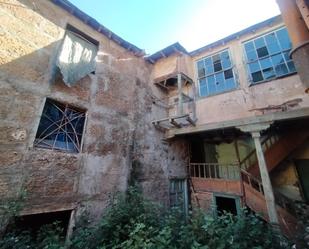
0,187,291,249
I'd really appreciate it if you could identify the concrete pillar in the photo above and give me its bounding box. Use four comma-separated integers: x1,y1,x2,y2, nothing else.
251,131,279,225
177,73,183,115
237,123,279,226
277,0,309,92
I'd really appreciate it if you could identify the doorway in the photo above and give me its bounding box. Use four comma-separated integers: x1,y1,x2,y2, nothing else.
295,159,309,203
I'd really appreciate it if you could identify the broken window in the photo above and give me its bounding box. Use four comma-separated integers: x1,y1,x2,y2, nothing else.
55,24,99,87
196,49,237,97
215,196,239,216
243,27,296,84
34,98,86,153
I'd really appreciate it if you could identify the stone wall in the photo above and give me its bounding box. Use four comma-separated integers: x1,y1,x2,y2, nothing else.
0,0,188,222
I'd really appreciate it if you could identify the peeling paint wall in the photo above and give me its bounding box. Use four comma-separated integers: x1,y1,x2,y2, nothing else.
191,16,309,125
0,0,188,222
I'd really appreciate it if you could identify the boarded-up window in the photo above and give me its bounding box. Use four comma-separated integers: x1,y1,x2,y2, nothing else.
55,25,98,87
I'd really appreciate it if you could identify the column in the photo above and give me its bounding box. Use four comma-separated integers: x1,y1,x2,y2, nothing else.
177,73,183,115
251,131,279,225
237,123,279,227
277,0,309,91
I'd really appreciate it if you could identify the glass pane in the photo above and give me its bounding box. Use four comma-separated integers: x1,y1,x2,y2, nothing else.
206,64,214,74
254,37,266,48
283,51,291,62
271,54,285,65
257,46,269,58
221,51,231,69
204,57,212,66
246,50,258,62
225,78,237,90
260,57,272,70
244,41,255,52
197,60,205,78
199,78,208,96
265,33,281,55
212,54,220,64
275,63,289,76
224,69,233,79
248,61,261,73
287,61,296,73
262,67,275,80
214,62,222,72
215,72,225,92
276,28,292,50
207,75,216,95
252,71,263,83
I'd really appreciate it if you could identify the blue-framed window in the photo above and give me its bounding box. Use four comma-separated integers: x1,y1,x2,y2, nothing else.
243,27,296,84
196,50,237,97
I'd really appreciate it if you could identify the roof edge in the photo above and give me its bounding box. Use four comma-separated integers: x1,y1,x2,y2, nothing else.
145,42,188,64
51,0,145,56
189,15,281,56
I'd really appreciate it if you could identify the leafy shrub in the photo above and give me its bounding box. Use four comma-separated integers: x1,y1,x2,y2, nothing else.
0,222,65,249
0,187,291,249
70,187,290,249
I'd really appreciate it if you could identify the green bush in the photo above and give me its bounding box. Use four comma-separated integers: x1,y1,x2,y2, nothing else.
70,187,290,249
0,187,291,249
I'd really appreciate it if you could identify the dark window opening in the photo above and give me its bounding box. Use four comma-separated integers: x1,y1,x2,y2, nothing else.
6,210,71,239
216,196,237,215
34,98,86,153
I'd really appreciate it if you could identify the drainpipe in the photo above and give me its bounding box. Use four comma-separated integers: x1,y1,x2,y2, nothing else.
277,0,309,92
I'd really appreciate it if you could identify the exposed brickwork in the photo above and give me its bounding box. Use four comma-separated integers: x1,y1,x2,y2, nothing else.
0,0,188,222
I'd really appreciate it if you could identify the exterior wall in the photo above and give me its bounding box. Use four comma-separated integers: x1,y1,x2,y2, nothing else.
272,140,309,201
191,16,309,125
0,0,188,221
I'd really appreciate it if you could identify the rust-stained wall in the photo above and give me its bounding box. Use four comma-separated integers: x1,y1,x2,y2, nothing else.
0,0,188,222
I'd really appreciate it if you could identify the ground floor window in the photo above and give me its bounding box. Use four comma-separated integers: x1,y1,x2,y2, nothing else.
169,179,188,214
214,195,240,216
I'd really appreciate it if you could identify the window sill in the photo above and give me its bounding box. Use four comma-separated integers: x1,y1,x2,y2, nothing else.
248,72,297,87
197,87,240,100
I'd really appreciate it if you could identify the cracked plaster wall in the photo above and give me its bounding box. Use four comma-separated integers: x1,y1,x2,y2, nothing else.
0,0,188,220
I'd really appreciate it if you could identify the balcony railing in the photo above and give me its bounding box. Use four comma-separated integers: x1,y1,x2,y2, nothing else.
188,163,240,180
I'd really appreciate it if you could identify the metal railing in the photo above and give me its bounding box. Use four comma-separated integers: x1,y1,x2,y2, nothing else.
240,169,264,194
188,163,240,180
240,134,280,170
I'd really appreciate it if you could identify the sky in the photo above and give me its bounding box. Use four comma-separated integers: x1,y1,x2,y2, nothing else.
68,0,281,55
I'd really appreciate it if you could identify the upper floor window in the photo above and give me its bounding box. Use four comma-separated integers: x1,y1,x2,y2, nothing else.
34,98,86,153
55,24,99,87
196,50,237,97
243,27,296,84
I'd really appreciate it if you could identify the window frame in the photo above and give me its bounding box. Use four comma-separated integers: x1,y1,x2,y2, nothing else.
169,178,188,215
242,26,297,85
34,98,87,154
195,49,238,98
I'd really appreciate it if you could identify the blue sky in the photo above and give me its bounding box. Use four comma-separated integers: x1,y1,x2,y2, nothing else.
69,0,280,55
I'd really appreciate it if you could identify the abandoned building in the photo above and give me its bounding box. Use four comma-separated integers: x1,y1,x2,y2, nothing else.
1,0,309,239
